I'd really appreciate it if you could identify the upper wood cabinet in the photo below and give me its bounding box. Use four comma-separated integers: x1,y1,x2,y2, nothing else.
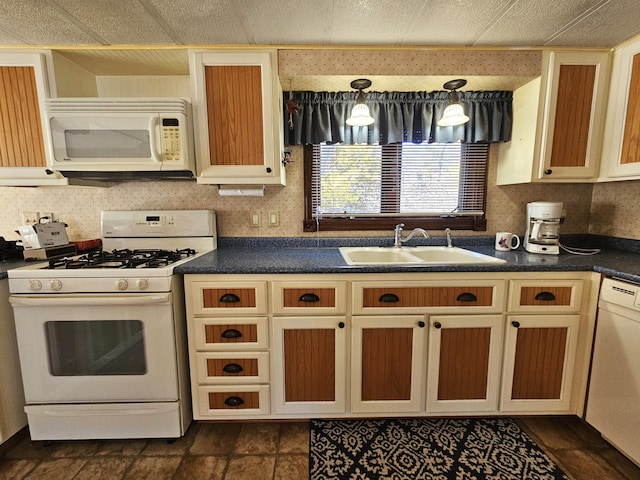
0,51,72,186
189,50,286,186
498,51,611,184
600,36,640,180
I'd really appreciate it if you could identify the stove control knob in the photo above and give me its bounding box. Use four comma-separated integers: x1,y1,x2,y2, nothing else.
115,279,129,291
136,279,149,290
49,279,63,291
28,280,42,292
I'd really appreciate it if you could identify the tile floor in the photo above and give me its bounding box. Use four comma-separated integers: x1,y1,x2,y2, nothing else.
0,416,639,480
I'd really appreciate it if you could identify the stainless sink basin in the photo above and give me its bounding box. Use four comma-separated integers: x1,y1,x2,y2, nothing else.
339,246,506,266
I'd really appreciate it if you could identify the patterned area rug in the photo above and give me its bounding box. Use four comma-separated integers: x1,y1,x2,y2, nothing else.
310,417,569,480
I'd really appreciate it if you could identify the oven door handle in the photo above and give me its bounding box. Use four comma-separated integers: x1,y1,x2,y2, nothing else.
9,293,171,307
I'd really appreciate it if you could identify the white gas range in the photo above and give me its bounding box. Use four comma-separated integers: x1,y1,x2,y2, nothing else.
8,210,216,441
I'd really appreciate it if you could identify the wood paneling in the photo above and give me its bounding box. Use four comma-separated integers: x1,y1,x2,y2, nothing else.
519,287,573,306
204,324,258,345
283,329,335,402
206,358,259,378
0,66,46,168
362,286,494,307
438,328,491,400
208,391,260,409
282,288,336,308
511,327,567,400
202,288,256,308
621,53,640,165
550,64,596,168
361,328,413,401
204,65,264,167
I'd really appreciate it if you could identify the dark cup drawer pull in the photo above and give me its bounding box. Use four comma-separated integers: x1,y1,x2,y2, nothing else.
534,291,556,301
379,293,400,303
219,293,241,303
456,292,477,302
224,396,245,407
222,363,244,374
299,293,320,303
221,329,242,339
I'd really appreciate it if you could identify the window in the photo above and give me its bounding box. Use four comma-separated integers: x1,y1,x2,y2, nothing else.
303,142,489,232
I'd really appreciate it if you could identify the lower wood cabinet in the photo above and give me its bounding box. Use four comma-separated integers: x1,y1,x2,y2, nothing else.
500,314,580,412
184,272,597,419
271,316,347,414
426,315,504,413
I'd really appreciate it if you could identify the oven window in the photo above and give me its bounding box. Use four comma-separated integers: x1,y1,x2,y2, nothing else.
45,320,147,376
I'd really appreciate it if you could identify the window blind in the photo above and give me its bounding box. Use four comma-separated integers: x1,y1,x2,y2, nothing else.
311,143,489,218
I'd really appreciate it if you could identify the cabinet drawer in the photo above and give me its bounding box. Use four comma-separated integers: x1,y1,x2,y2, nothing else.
196,385,270,417
352,280,504,314
508,280,583,312
272,281,347,315
193,317,268,350
195,351,269,384
190,282,267,315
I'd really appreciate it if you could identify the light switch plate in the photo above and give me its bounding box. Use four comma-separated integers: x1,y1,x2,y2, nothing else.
268,211,279,227
250,211,261,227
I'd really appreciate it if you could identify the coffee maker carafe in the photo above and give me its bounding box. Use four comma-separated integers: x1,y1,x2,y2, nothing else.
524,201,563,254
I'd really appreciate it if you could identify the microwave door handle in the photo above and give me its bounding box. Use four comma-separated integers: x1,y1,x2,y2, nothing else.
149,116,163,162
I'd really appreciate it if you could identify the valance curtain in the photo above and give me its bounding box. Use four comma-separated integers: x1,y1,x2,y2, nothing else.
284,90,512,145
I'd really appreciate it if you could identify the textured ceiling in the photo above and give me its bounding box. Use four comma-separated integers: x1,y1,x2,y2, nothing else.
0,0,638,48
1,0,638,92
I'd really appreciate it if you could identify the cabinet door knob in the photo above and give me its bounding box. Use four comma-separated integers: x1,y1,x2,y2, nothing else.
224,396,245,407
221,329,243,339
219,293,241,303
266,167,272,173
222,363,244,374
434,322,442,329
534,291,556,301
338,321,345,329
511,321,521,328
456,292,477,302
418,321,426,328
544,169,553,175
379,293,400,303
299,292,320,303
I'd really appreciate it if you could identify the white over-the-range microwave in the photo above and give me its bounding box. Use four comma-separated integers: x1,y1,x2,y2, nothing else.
44,97,196,180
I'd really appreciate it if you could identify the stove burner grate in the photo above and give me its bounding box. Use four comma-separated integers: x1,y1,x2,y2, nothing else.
48,248,196,270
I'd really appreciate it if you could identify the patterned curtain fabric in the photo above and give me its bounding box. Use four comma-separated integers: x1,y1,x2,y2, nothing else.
284,90,512,145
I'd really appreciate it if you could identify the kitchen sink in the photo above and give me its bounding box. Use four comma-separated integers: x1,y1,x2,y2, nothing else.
339,246,507,266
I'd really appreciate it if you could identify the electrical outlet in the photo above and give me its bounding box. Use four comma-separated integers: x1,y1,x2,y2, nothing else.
39,212,54,223
268,211,280,227
250,211,261,227
22,211,39,225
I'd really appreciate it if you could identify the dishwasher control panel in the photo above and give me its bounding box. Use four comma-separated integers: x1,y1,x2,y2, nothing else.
600,278,640,310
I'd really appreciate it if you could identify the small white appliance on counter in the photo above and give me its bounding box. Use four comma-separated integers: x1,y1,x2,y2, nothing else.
523,201,563,255
586,277,640,466
44,98,195,180
8,210,216,441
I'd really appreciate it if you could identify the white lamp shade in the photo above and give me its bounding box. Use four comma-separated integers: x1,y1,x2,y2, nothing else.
346,103,375,126
437,103,470,127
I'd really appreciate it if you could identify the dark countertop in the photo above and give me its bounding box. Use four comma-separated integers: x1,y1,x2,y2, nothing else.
175,235,640,283
0,259,29,281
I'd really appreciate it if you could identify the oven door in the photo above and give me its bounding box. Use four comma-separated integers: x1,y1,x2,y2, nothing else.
10,292,179,403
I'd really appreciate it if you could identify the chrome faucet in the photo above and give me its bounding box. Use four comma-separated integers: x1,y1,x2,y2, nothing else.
445,228,453,248
393,223,429,247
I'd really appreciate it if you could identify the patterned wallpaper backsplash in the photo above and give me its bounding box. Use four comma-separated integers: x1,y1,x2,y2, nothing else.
0,145,635,243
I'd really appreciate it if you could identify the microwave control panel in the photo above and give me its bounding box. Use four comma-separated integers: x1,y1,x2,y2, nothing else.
161,118,182,162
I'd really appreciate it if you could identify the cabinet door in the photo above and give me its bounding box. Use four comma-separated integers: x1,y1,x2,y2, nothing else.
271,316,347,414
189,50,285,185
602,39,640,179
0,52,57,184
538,51,610,180
426,315,503,413
351,315,426,413
500,315,580,412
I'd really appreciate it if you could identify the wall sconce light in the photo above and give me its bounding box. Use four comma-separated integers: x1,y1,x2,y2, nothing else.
346,78,375,126
437,79,470,127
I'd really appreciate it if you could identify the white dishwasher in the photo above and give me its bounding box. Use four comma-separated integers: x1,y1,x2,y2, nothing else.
586,277,640,466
